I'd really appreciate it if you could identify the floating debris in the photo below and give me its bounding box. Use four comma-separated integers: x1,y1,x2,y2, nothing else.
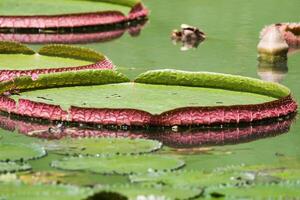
171,24,206,51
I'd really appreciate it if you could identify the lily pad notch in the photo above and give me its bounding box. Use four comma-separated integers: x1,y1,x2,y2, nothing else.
0,69,297,127
0,0,148,32
0,41,114,82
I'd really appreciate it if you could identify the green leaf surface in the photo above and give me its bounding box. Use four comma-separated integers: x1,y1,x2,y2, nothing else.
0,162,31,173
206,182,300,199
51,155,185,175
98,184,203,200
0,181,93,200
0,0,134,16
44,137,162,156
12,82,276,114
0,143,46,161
0,43,107,70
135,69,290,98
0,54,92,70
2,70,129,94
130,170,234,188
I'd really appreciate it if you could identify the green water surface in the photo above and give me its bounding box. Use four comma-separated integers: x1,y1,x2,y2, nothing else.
0,0,300,198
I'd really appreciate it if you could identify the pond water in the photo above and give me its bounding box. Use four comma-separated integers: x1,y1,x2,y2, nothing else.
80,0,300,170
0,0,300,198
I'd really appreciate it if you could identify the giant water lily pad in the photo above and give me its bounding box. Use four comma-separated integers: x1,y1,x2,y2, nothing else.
0,143,46,161
0,181,93,200
51,155,185,175
0,0,133,16
0,41,114,82
13,82,277,114
45,137,162,156
0,162,31,173
3,69,297,126
0,0,148,30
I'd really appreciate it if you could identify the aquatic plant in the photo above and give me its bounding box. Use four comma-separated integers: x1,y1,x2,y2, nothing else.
0,41,114,82
96,184,203,200
0,68,296,126
43,137,162,156
0,162,31,173
0,142,45,161
0,0,148,31
0,181,93,200
51,155,185,175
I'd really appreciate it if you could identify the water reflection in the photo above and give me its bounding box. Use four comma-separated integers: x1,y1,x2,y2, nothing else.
0,20,147,44
257,60,288,83
0,113,295,148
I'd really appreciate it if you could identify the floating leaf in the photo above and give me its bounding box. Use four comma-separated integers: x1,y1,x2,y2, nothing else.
0,0,133,16
14,82,276,114
46,137,162,156
0,181,93,200
130,170,234,188
51,155,185,175
0,162,31,173
97,184,203,200
0,143,46,161
206,181,300,199
19,171,128,187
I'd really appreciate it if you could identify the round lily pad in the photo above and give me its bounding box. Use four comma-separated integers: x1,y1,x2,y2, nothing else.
45,137,162,156
0,41,114,82
51,155,185,175
206,182,300,199
14,82,277,114
97,184,203,200
0,162,31,173
0,143,46,161
130,170,234,188
0,0,148,30
3,69,297,127
0,181,93,200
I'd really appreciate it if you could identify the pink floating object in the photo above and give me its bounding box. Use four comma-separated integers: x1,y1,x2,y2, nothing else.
260,23,300,48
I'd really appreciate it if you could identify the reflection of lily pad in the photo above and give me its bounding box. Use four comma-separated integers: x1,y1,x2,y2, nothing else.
46,137,162,156
0,181,93,200
0,143,46,161
98,184,203,200
0,162,31,173
51,155,185,175
0,41,114,82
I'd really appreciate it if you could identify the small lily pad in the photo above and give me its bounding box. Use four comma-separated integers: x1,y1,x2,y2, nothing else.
206,181,300,199
0,143,46,161
130,170,234,188
98,184,203,200
0,181,93,200
51,155,185,175
45,137,162,156
0,162,31,173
